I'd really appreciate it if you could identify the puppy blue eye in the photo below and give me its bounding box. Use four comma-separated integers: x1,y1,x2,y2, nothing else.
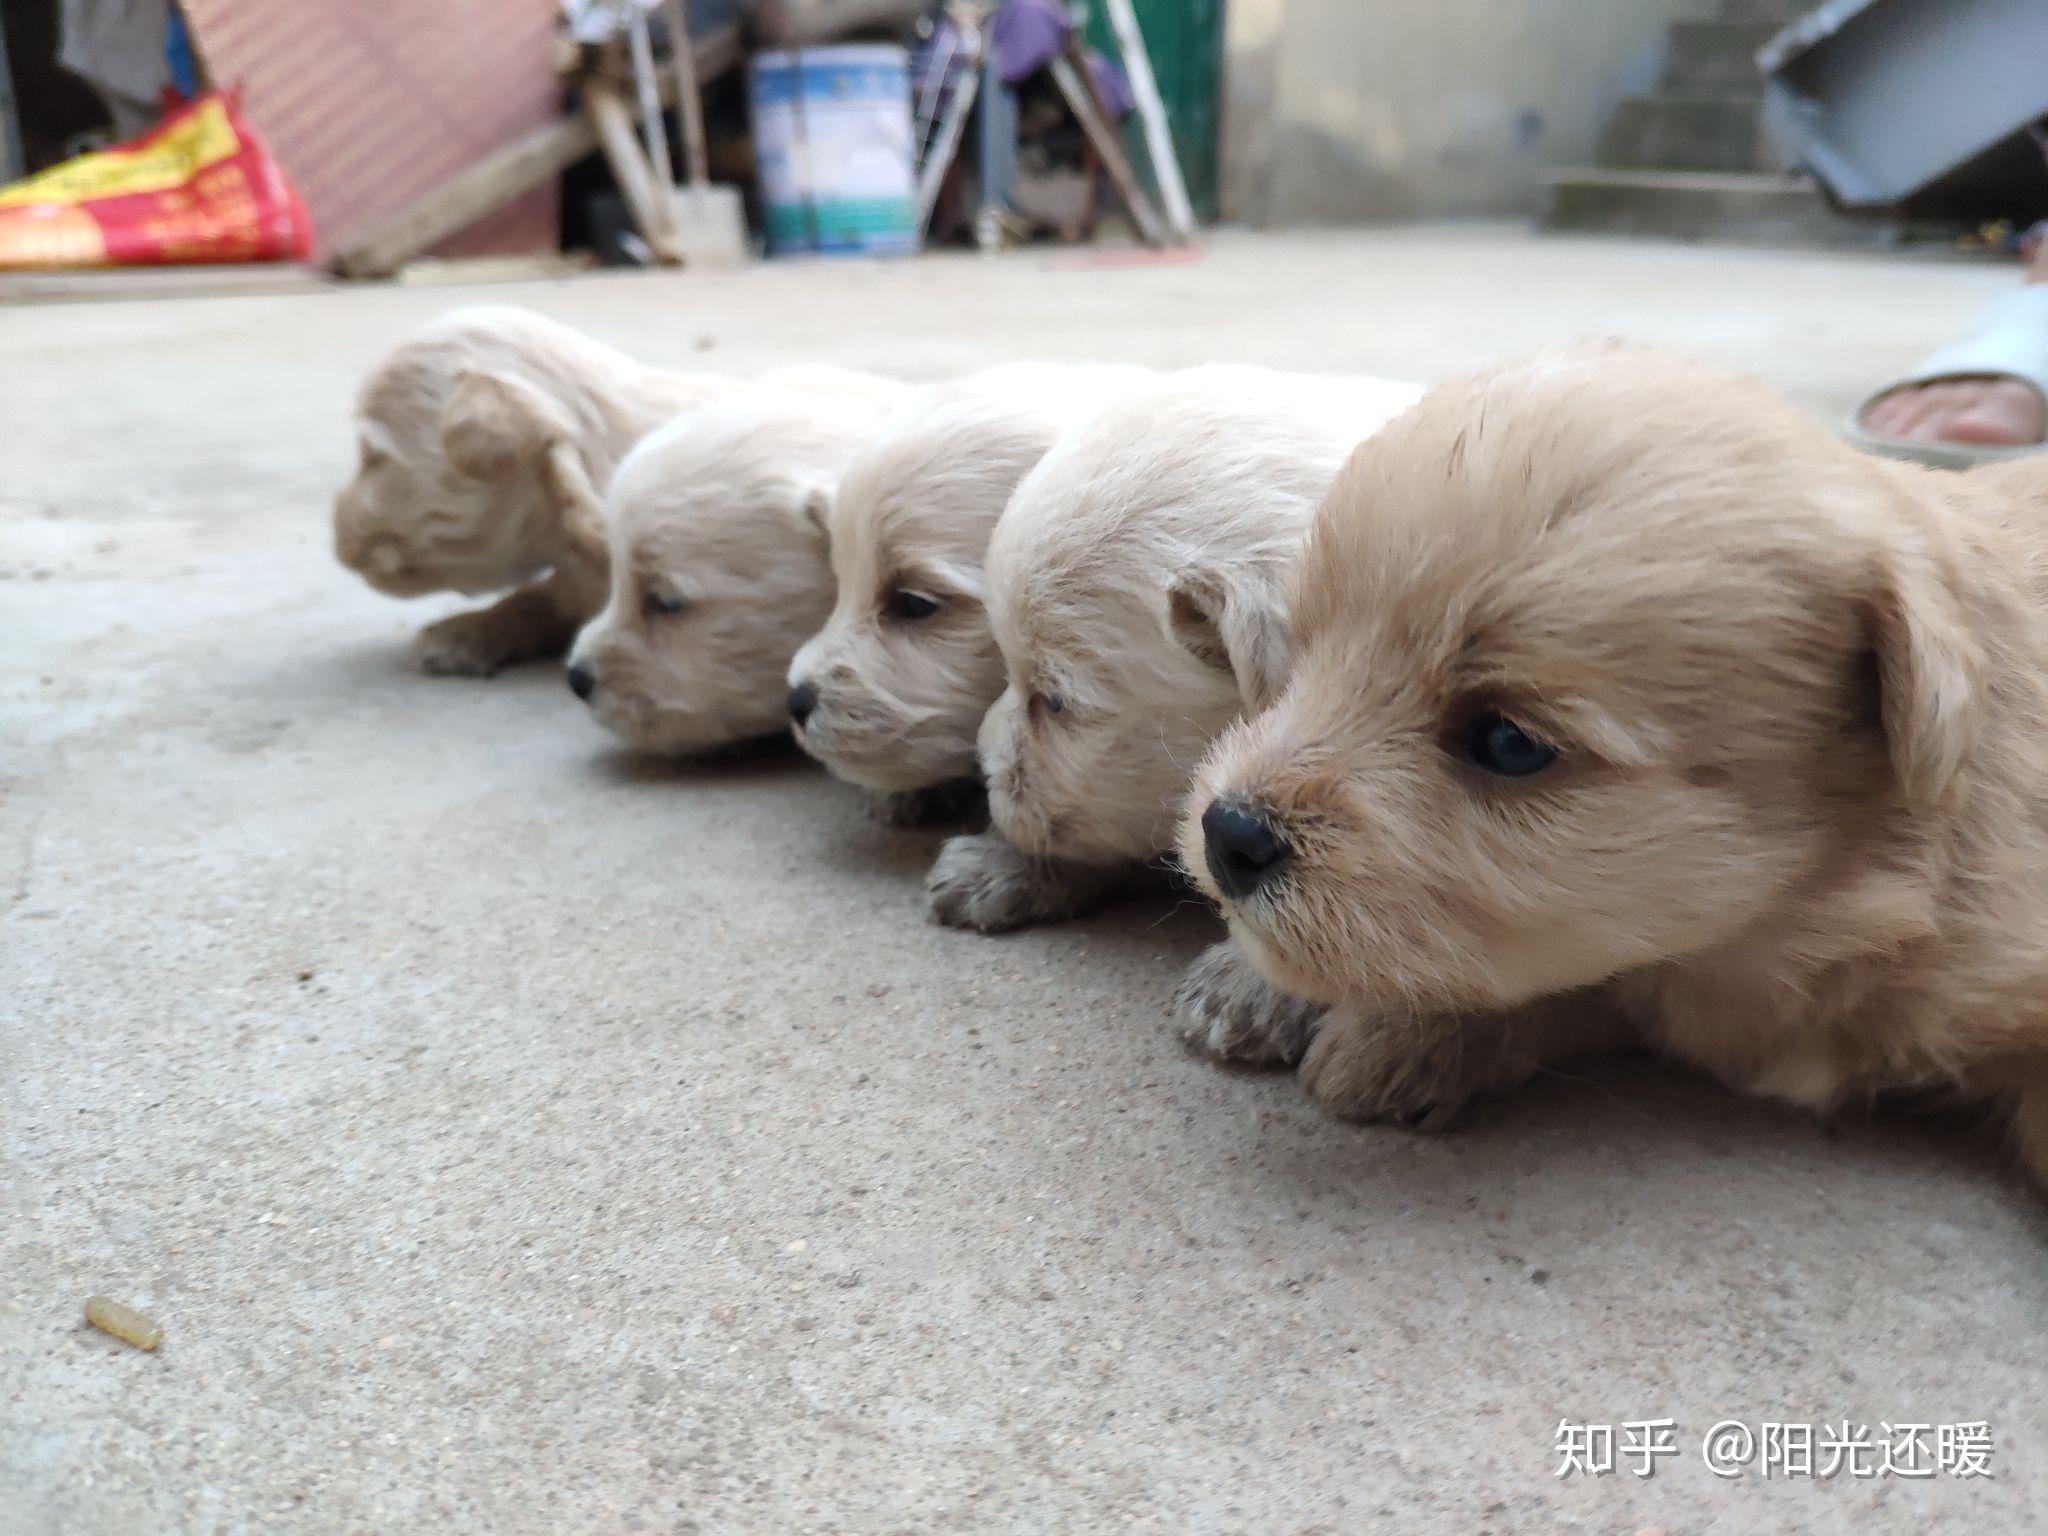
643,592,685,618
1466,712,1556,777
885,590,941,621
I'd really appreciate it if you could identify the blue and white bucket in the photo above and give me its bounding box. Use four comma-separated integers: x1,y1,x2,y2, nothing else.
749,45,917,257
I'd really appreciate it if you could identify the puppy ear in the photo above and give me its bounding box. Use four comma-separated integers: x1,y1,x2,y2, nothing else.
1165,566,1292,712
539,441,610,577
442,371,570,483
1866,533,1983,810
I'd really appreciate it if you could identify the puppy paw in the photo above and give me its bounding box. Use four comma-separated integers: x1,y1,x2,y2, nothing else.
412,611,522,678
1176,941,1323,1067
927,832,1113,934
876,778,988,831
411,589,574,678
1296,1007,1494,1129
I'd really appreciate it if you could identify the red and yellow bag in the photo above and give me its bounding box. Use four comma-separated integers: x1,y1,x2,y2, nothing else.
0,91,312,270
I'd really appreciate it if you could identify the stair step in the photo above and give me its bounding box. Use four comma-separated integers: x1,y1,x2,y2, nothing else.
1541,167,1885,246
1598,93,1768,173
1661,19,1781,92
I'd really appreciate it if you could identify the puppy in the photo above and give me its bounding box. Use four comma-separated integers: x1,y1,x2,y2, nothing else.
784,362,1154,824
333,305,735,677
1181,343,2048,1182
934,366,1422,1058
566,375,912,755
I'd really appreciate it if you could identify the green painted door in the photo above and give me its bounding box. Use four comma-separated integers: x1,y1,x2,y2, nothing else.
1081,0,1223,222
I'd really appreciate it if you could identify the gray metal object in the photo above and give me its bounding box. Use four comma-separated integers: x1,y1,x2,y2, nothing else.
972,43,1015,252
1761,0,2048,207
914,19,980,236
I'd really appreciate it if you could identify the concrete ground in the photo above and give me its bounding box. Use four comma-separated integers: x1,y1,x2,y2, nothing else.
5,226,2045,1535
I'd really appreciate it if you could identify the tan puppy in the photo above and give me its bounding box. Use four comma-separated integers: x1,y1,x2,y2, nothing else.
566,376,912,755
932,367,1422,1055
785,362,1154,811
333,305,732,676
1181,343,2048,1182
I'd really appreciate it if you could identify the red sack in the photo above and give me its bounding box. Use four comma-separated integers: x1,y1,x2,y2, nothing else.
0,91,312,270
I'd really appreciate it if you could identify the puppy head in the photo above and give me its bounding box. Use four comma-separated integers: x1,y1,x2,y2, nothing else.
566,392,876,755
978,368,1415,865
333,308,594,598
1182,344,1982,1013
787,365,1146,792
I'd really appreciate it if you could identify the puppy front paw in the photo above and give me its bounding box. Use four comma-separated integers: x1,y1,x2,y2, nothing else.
411,590,574,678
876,778,988,831
1175,941,1323,1067
412,611,511,677
1296,1007,1493,1129
926,832,1113,934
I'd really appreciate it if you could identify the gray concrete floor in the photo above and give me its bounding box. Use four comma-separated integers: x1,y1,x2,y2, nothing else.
5,227,2045,1535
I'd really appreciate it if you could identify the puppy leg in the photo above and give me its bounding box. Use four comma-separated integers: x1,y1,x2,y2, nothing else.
1176,941,1324,1067
1299,989,1633,1127
412,572,586,678
876,777,988,831
2007,1065,2048,1193
411,440,613,678
927,831,1121,934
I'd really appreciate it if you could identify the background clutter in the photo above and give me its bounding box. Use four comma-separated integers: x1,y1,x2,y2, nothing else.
0,0,1212,280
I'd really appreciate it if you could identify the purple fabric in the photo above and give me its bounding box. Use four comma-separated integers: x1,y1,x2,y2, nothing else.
915,1,1133,119
1086,53,1134,119
989,0,1070,85
988,0,1133,116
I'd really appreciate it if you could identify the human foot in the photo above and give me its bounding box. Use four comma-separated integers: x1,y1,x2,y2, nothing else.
1860,376,2045,449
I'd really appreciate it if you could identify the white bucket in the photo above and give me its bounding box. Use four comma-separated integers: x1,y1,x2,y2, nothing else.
749,45,916,257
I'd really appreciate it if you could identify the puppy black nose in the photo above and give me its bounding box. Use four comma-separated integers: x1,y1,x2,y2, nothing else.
1202,799,1289,900
787,683,818,727
566,664,596,701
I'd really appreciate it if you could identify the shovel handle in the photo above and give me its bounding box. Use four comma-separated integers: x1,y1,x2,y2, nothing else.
664,0,711,188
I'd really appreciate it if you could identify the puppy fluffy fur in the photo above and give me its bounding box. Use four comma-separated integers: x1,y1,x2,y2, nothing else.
786,362,1154,795
977,366,1423,865
1182,343,2048,1182
932,367,1421,1048
567,376,911,755
333,305,733,676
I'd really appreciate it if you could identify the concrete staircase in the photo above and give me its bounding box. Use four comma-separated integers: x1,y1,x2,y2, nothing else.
1543,0,1878,245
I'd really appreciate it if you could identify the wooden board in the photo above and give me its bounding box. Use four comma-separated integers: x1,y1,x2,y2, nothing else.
179,0,564,264
334,27,742,280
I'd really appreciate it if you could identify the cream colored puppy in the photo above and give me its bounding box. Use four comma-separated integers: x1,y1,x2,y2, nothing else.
932,366,1422,1054
333,305,733,676
1181,344,2048,1182
567,376,912,755
785,362,1154,813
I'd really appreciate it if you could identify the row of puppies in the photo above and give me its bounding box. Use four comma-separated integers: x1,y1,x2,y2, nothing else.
332,306,1421,1061
336,309,2048,1191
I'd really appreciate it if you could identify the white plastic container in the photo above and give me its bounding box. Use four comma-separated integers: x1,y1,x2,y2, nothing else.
749,45,917,256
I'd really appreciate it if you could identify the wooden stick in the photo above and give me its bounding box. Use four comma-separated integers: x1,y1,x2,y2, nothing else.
1100,0,1194,241
1048,45,1166,247
586,78,680,263
664,0,711,188
627,7,678,200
